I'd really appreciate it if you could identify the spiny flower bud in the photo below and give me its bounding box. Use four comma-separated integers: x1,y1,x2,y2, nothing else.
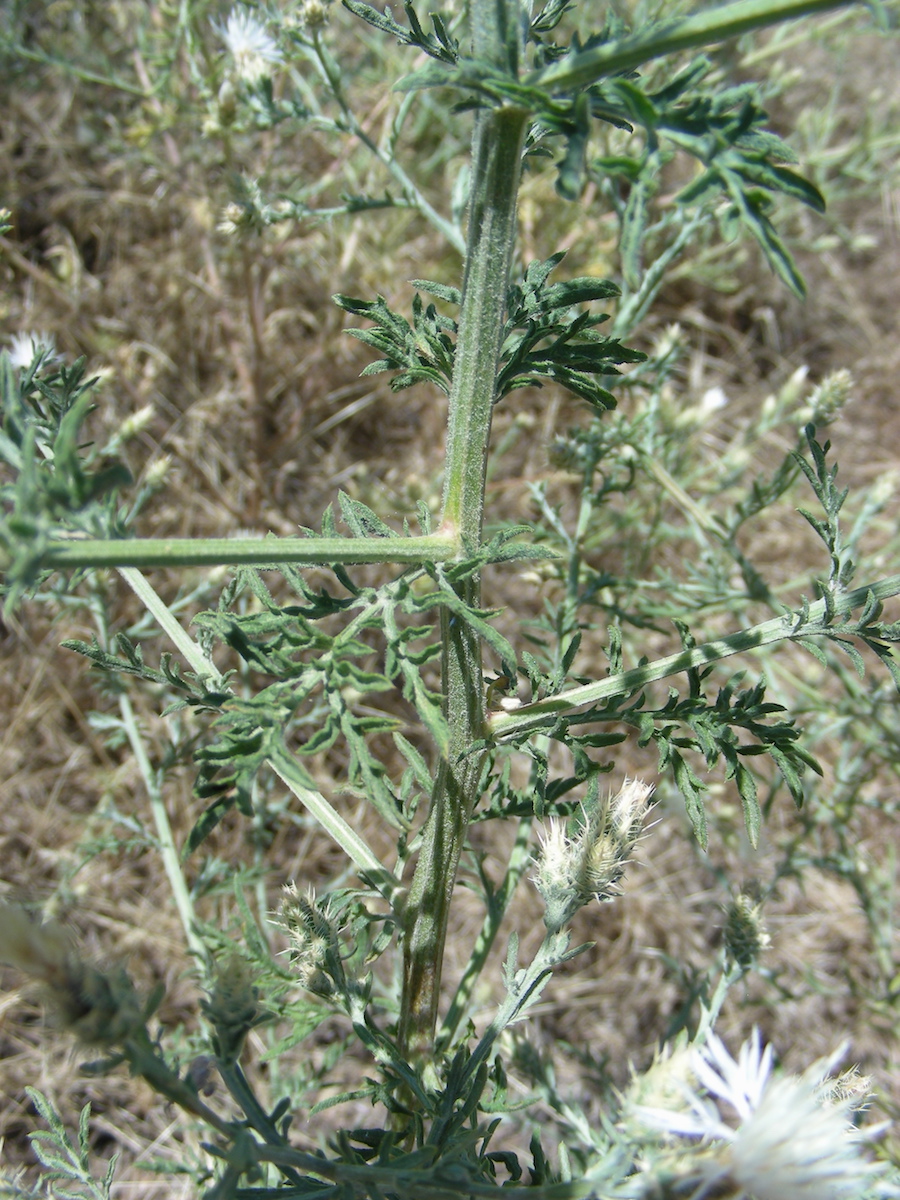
144,454,172,490
723,893,771,972
117,403,155,442
202,952,260,1064
798,368,853,426
533,779,655,932
293,0,334,29
278,882,336,996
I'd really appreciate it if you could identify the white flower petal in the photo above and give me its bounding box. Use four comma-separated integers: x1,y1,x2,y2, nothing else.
635,1030,878,1200
219,9,281,82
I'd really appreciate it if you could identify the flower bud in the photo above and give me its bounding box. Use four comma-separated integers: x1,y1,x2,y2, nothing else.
202,953,260,1064
533,779,655,932
723,893,770,971
278,883,335,995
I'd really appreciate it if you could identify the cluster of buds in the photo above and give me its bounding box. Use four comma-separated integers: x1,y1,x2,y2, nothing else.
532,778,655,932
0,902,143,1045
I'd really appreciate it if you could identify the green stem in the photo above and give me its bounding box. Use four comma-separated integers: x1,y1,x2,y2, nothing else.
118,571,401,901
460,931,572,1092
310,30,466,255
490,572,900,740
436,815,534,1053
251,1143,599,1200
269,749,400,903
439,108,528,537
118,567,222,683
527,0,860,92
217,1060,303,1185
26,534,459,571
118,692,210,977
398,0,529,1062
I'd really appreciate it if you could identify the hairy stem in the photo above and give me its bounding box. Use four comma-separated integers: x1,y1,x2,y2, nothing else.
527,0,859,92
26,533,460,571
399,0,528,1062
490,572,900,739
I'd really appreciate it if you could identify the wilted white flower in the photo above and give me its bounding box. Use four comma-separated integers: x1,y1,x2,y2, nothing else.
8,331,57,371
277,882,338,995
219,9,282,82
636,1029,879,1200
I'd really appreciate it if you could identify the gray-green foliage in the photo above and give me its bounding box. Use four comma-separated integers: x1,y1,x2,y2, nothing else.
1,0,899,1197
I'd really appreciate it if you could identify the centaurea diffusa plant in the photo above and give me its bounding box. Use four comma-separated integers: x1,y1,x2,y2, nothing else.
0,0,898,1196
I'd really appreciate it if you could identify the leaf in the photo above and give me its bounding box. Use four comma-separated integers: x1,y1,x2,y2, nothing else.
338,492,395,539
409,279,462,306
733,760,761,847
556,92,591,200
184,792,237,857
671,751,708,849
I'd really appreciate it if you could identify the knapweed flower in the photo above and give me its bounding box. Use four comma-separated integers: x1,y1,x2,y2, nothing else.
533,778,654,932
635,1029,879,1200
218,9,282,83
7,331,57,371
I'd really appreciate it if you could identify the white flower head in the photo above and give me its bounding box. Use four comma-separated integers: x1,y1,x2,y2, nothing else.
219,8,282,82
636,1029,879,1200
8,331,58,371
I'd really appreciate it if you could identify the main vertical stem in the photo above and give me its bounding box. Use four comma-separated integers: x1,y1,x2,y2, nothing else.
398,2,528,1060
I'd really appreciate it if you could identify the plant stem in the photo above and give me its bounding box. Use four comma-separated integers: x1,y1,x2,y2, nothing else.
398,0,528,1062
436,815,534,1053
527,0,859,93
310,30,466,255
27,534,459,571
118,692,210,976
490,571,900,739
